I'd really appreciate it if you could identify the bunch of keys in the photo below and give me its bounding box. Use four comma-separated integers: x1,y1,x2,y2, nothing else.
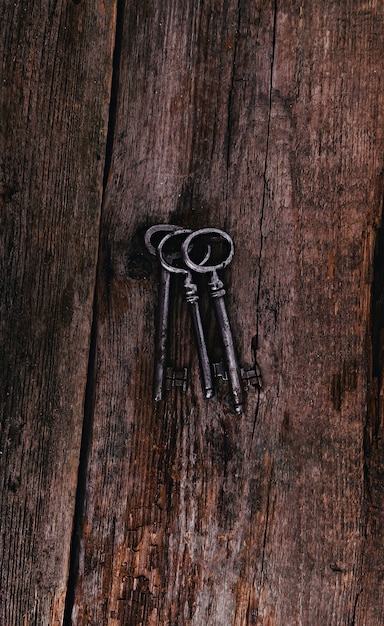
145,225,244,414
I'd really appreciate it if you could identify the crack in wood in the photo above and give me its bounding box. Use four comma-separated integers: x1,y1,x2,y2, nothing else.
103,0,125,191
248,457,275,624
62,2,124,623
364,196,384,501
350,588,362,626
225,0,242,173
353,193,384,625
252,0,277,440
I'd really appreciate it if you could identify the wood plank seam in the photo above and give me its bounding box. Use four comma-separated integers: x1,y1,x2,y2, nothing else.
62,2,124,623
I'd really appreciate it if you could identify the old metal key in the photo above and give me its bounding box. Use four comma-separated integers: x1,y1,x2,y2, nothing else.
182,228,243,414
144,224,182,401
158,230,214,399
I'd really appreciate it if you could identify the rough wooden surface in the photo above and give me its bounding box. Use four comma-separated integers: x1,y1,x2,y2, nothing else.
2,1,384,625
0,2,116,624
70,1,384,625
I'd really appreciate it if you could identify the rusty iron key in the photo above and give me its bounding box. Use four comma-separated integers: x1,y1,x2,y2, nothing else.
182,228,244,414
158,229,214,399
144,224,182,401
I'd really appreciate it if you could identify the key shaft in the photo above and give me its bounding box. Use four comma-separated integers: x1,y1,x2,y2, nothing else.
145,224,181,401
184,274,213,399
209,271,243,413
158,230,214,400
154,266,171,401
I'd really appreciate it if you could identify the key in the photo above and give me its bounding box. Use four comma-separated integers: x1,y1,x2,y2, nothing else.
182,228,244,414
145,224,182,401
158,229,214,399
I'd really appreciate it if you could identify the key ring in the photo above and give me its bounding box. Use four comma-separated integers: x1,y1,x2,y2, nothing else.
144,224,182,256
157,229,192,275
181,228,234,274
157,229,212,276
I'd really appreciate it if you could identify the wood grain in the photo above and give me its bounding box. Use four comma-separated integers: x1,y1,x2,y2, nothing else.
70,1,384,624
70,1,384,625
2,0,383,624
0,2,116,624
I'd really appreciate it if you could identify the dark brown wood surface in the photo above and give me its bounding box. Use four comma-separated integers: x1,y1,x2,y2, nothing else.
0,2,116,624
2,1,384,625
71,1,384,624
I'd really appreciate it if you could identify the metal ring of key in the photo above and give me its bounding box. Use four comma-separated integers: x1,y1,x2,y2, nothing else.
158,229,214,399
182,228,243,414
145,224,183,401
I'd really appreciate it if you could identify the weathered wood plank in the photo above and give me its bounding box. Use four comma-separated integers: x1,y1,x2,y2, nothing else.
0,1,116,624
72,1,384,624
250,4,383,624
